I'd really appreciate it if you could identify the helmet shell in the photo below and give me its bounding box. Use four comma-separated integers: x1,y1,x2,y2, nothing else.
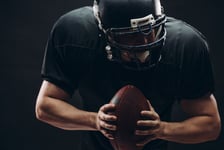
97,0,162,29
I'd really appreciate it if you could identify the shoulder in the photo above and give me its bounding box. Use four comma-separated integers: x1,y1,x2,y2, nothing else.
56,6,96,30
50,6,99,48
162,17,209,65
165,16,208,48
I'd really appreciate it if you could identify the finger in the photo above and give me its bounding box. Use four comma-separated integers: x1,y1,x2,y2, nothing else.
140,110,159,120
146,100,154,111
100,103,116,112
137,120,159,127
101,129,115,140
99,104,117,121
99,112,117,121
135,128,154,135
99,120,117,131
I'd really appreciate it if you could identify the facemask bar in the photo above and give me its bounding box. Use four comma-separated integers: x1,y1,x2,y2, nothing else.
108,26,166,52
106,31,166,58
104,23,166,71
93,0,167,70
106,15,166,51
106,42,164,71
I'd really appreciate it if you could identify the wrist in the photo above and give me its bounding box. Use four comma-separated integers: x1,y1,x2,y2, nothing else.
158,121,168,139
89,112,98,130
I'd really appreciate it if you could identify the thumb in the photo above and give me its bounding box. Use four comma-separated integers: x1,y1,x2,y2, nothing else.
146,100,154,111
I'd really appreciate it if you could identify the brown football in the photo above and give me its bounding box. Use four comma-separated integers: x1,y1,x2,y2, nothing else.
109,85,150,150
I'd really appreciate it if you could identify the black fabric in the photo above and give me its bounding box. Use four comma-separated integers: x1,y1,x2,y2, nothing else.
163,17,214,99
41,7,215,150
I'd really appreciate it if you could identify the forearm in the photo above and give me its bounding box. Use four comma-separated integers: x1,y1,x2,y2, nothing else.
160,115,220,143
36,96,98,131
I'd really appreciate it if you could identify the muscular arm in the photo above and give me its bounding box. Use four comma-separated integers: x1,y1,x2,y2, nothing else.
35,80,98,131
136,93,221,146
160,93,221,143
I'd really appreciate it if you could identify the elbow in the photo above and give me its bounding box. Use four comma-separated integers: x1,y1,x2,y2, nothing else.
208,116,221,141
213,118,221,140
35,105,46,121
35,99,50,122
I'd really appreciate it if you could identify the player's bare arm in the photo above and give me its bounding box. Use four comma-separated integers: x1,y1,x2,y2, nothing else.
36,80,98,130
135,93,221,145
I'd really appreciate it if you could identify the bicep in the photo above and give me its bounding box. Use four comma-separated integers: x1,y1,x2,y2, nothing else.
37,80,71,105
180,93,219,117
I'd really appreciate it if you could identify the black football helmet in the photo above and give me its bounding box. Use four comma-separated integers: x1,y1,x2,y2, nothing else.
93,0,167,70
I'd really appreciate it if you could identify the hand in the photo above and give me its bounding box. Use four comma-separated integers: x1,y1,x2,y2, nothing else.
135,101,164,147
96,103,117,140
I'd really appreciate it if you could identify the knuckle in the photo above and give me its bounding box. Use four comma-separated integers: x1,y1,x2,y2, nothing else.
105,124,111,129
103,122,109,129
99,121,104,128
101,129,107,135
100,114,107,121
105,123,113,129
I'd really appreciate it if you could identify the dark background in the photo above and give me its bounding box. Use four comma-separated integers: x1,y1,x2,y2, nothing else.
1,0,223,150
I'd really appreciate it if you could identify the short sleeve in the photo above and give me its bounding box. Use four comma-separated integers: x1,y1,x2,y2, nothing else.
41,17,87,96
41,8,101,96
178,34,215,99
41,31,77,96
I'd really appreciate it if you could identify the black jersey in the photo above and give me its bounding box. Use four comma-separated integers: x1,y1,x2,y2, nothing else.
41,6,214,150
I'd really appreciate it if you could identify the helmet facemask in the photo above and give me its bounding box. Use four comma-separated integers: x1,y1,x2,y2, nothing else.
93,0,166,71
